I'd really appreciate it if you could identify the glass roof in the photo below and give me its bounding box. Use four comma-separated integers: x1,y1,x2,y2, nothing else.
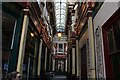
54,0,67,32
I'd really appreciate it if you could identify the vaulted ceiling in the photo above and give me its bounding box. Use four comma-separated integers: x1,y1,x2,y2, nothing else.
46,1,76,36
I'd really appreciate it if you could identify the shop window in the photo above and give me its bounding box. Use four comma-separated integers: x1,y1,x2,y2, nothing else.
107,28,115,53
2,11,16,78
113,22,120,51
107,19,120,79
107,19,120,53
22,26,39,79
81,45,87,80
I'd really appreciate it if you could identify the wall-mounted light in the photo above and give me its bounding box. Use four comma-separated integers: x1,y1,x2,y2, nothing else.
92,3,95,8
57,32,62,38
30,33,34,37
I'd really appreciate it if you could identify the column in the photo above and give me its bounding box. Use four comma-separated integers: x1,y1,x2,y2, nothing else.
52,59,55,71
44,47,48,71
37,40,43,77
67,53,70,73
65,59,67,72
64,59,65,72
32,40,38,77
49,54,51,71
67,53,71,79
87,6,96,78
55,59,57,71
0,2,1,77
8,14,23,73
76,38,79,78
27,56,30,80
72,48,75,75
79,46,81,79
67,25,71,78
17,14,29,73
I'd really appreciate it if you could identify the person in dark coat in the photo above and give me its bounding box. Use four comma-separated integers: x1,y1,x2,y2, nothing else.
6,71,21,80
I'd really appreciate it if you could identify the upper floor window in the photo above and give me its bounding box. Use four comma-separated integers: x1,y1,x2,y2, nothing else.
58,43,63,53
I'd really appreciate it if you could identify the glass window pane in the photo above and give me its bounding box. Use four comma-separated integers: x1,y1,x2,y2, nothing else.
58,26,64,29
55,0,60,2
56,15,60,18
56,19,60,23
61,22,65,25
61,9,66,13
107,27,114,53
61,0,67,2
56,22,65,25
61,19,65,22
61,15,65,18
55,1,67,32
55,6,60,10
55,12,60,15
58,43,63,52
55,3,60,6
56,23,62,26
61,3,66,7
56,9,60,13
61,6,66,9
113,21,120,51
60,24,65,27
59,44,63,49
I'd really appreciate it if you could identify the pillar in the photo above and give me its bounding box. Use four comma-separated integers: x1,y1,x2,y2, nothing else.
37,40,43,78
65,59,67,72
68,53,70,73
44,47,47,71
87,6,96,78
67,53,71,79
16,14,29,73
27,56,30,80
72,48,75,74
67,25,71,79
0,15,1,79
76,38,79,79
64,59,65,72
32,40,39,78
52,59,55,71
8,13,23,73
55,59,57,71
71,47,76,79
49,54,51,71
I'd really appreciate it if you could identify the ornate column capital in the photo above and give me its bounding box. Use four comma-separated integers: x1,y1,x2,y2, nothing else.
87,2,93,17
23,2,30,16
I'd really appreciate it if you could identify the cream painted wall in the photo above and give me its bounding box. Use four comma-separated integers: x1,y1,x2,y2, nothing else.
93,2,119,31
